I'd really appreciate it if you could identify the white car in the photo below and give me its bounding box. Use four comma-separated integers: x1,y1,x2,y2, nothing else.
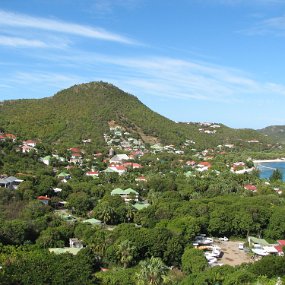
219,236,229,241
238,243,244,250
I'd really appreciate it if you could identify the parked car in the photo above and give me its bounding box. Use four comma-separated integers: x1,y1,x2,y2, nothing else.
219,236,229,241
239,243,244,250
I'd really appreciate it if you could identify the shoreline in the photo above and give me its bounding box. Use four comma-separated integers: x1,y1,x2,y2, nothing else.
253,159,285,164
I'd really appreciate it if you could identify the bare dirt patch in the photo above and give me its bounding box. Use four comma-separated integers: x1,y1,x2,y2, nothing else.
217,240,253,266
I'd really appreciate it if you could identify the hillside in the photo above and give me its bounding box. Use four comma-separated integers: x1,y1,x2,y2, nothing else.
258,125,285,144
0,81,272,149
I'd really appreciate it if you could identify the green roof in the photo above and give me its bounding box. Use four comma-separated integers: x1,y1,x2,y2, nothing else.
111,188,139,195
185,171,194,177
57,172,70,177
111,188,124,195
124,188,139,195
49,247,81,255
104,168,116,173
248,236,269,246
82,218,102,225
42,155,51,160
133,202,150,210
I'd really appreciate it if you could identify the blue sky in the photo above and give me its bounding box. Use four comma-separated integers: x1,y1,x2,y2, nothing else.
1,0,285,129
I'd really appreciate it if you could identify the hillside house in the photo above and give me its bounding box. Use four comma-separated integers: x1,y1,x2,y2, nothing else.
196,161,212,172
111,188,139,202
135,176,147,182
37,195,51,205
109,154,129,164
23,140,37,147
86,171,99,177
21,144,36,153
108,165,127,175
244,184,257,192
0,176,24,189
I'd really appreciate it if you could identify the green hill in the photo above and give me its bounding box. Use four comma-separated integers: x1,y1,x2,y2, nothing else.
0,81,272,149
258,125,285,143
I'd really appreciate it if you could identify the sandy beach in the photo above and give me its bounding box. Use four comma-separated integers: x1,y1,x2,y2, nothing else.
253,159,285,164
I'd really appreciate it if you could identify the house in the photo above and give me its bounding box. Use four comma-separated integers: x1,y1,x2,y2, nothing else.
244,184,257,192
109,154,129,164
69,147,81,153
69,152,82,164
23,140,37,147
86,171,99,177
123,162,143,169
0,176,24,189
108,165,127,175
21,144,35,153
132,202,150,211
53,187,62,193
135,176,147,182
5,134,17,141
69,238,83,248
186,160,196,166
41,155,52,165
111,188,139,202
57,172,71,180
196,161,212,172
275,240,285,256
248,236,269,248
37,195,51,205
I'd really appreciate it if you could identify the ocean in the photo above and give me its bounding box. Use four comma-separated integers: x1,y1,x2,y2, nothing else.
257,161,285,181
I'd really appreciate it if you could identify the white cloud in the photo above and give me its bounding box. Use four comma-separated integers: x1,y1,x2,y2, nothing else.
240,14,285,36
0,35,47,48
0,10,136,44
37,51,285,103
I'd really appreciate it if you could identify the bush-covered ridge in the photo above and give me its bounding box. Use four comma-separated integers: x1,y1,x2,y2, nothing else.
0,81,272,149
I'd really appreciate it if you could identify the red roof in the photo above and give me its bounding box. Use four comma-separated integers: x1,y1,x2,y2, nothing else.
5,134,16,139
86,171,99,175
198,161,211,167
24,140,37,144
275,245,284,253
71,153,82,157
133,163,142,168
0,135,5,139
37,196,50,201
116,165,127,171
278,240,285,246
70,147,81,153
244,184,257,191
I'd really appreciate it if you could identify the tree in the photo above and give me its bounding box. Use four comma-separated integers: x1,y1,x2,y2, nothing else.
136,257,169,285
116,240,137,268
270,169,283,182
181,247,208,275
67,192,93,216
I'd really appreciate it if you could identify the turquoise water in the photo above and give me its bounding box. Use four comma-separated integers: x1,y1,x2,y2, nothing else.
257,161,285,181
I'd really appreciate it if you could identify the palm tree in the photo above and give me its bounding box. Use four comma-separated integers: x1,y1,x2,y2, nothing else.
99,205,115,225
136,257,169,285
125,204,136,223
116,240,136,268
